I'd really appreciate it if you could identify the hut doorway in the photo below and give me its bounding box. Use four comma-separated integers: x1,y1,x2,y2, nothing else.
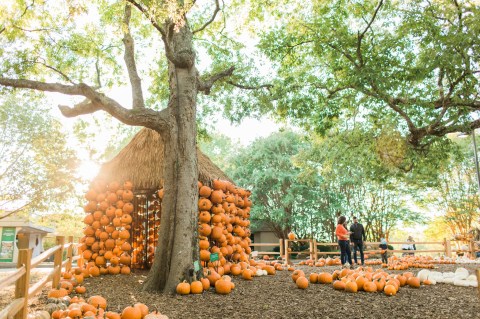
131,191,161,269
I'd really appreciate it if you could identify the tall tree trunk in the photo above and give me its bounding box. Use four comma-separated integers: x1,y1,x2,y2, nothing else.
144,25,200,293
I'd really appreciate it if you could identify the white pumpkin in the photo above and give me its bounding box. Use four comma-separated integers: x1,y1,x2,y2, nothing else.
417,269,430,282
255,269,264,277
454,267,469,280
466,274,477,282
453,279,469,287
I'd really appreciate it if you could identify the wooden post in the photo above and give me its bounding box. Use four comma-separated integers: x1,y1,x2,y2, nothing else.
284,239,290,265
469,240,475,260
52,236,65,289
66,236,74,272
313,239,318,262
444,238,452,257
15,248,32,319
477,268,480,298
279,238,284,259
308,239,315,260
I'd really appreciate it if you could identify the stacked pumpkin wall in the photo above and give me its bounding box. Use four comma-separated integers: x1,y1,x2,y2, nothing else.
80,180,133,275
196,179,252,267
81,179,251,271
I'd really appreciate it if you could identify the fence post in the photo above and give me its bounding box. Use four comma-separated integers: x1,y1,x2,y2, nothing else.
284,239,290,265
15,248,32,319
52,236,65,288
308,239,316,261
444,238,452,258
279,239,284,259
476,268,480,298
469,240,475,260
313,239,317,262
66,236,74,272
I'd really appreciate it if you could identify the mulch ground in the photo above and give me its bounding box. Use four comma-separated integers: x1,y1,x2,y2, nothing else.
32,263,480,319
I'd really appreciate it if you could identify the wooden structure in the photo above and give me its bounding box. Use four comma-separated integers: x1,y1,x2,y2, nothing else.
0,236,79,319
94,128,241,269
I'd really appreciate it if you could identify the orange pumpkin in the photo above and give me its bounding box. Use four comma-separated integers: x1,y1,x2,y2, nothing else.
176,281,190,295
296,276,309,289
121,306,141,319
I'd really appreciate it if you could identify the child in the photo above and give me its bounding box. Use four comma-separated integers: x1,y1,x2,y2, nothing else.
379,237,388,264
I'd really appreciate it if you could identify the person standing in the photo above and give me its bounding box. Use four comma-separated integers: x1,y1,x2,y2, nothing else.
379,236,388,264
336,216,353,267
349,216,366,265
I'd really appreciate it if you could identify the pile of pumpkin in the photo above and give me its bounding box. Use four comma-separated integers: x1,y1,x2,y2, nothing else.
176,259,283,295
35,293,168,319
80,180,135,276
385,255,436,270
43,268,90,312
291,266,428,296
298,258,342,267
170,179,252,266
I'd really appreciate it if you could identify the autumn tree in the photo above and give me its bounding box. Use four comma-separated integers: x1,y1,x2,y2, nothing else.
0,0,267,292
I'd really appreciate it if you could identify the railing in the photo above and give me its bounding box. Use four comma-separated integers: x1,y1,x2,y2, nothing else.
249,240,284,257
251,238,479,264
0,236,80,319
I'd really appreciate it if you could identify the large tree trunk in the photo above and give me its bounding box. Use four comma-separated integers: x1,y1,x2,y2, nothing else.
143,25,200,293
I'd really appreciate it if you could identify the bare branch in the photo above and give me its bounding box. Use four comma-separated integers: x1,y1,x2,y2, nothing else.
197,66,235,94
192,0,220,34
31,59,75,84
0,27,4,35
359,0,384,39
95,54,102,88
123,4,145,109
226,81,273,91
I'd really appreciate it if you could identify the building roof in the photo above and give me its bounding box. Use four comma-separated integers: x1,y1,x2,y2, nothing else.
96,128,232,190
0,216,54,234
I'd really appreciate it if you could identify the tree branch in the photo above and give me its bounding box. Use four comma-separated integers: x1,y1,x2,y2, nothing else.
123,4,145,109
30,59,75,84
356,0,384,66
226,81,273,91
126,0,166,37
0,78,170,131
192,0,220,34
197,66,235,94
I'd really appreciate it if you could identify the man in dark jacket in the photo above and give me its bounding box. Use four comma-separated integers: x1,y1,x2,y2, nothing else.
350,216,366,265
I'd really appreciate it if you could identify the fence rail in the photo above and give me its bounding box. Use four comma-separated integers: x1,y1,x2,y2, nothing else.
0,236,80,319
249,238,478,264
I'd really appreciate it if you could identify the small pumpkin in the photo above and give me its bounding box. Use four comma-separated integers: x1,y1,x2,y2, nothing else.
407,276,420,288
134,303,149,318
121,306,141,319
384,284,397,296
215,279,232,294
74,286,86,294
332,280,346,290
296,276,309,289
345,281,358,293
190,281,203,294
87,295,107,309
176,281,191,295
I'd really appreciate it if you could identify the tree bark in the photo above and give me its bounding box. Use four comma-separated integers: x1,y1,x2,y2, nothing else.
143,24,200,293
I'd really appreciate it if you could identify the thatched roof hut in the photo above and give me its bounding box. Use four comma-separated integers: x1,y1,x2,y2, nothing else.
96,128,232,190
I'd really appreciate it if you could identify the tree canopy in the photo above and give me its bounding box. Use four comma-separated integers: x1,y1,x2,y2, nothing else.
253,0,480,147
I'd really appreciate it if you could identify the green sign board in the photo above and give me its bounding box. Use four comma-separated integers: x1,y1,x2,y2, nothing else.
193,260,200,272
0,227,16,262
210,252,219,262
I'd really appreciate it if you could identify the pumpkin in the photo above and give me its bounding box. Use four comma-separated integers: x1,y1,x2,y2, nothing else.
291,270,305,283
215,279,232,294
87,295,107,309
288,232,296,240
318,273,333,284
384,284,397,296
176,281,191,295
200,277,210,290
121,266,131,275
74,286,86,294
190,281,203,294
332,280,346,290
345,281,358,293
45,303,67,315
28,311,51,319
68,308,82,319
242,269,254,280
309,273,318,284
296,276,309,289
363,281,377,292
50,310,64,319
423,279,432,285
133,303,149,319
121,306,141,319
106,312,121,319
407,276,420,288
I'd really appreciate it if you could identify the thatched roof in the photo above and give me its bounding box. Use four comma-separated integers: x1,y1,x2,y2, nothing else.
96,128,232,190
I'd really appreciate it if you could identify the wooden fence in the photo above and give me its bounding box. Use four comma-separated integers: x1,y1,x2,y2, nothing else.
0,236,80,319
250,238,479,264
